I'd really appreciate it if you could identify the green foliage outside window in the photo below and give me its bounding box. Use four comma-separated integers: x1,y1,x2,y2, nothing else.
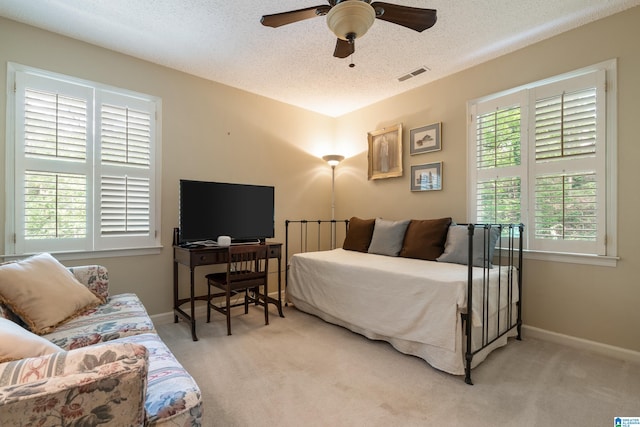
24,172,86,239
476,106,522,229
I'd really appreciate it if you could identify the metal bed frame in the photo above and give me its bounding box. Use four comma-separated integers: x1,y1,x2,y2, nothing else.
461,223,524,384
285,219,523,385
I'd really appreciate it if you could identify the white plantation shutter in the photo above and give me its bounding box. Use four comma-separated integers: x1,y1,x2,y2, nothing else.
22,88,88,243
476,177,522,225
528,70,606,254
469,63,613,258
535,88,597,160
476,105,521,170
14,72,93,254
94,92,156,249
100,176,150,235
470,91,526,230
8,64,160,255
101,104,151,166
94,92,156,250
534,173,597,242
24,88,87,160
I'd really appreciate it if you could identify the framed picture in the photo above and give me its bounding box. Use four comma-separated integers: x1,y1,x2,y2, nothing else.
367,124,403,180
410,122,441,155
410,162,442,191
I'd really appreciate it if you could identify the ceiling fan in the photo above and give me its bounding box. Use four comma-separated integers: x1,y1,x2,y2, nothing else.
261,0,437,59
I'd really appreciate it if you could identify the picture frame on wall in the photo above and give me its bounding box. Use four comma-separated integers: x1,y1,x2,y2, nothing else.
367,123,403,180
410,162,442,191
409,122,441,155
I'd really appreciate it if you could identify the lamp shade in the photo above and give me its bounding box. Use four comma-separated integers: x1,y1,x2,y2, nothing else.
326,1,376,41
323,154,345,167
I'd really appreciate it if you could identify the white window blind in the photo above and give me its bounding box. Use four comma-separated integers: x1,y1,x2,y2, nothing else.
535,88,597,161
94,92,156,250
534,173,597,242
470,91,526,232
469,62,614,258
528,70,606,254
100,175,150,236
476,105,521,170
24,88,87,160
101,104,151,167
476,177,522,225
7,64,161,256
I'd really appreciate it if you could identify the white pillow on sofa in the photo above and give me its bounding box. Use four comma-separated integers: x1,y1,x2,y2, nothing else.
0,253,104,335
368,218,411,257
0,317,63,362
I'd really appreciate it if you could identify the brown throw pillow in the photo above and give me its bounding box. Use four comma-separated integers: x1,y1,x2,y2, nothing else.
399,217,452,260
343,217,375,252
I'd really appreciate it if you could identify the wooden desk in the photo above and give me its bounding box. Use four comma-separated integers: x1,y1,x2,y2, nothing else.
173,243,283,341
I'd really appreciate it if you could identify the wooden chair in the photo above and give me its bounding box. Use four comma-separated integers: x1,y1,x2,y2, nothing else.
206,244,269,335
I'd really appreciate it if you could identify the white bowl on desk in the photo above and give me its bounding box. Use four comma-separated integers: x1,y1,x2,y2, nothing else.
217,236,231,247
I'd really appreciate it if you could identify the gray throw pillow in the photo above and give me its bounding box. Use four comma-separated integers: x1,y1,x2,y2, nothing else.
436,225,501,268
368,218,411,257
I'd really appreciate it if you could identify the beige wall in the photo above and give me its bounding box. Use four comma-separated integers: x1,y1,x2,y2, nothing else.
334,7,640,352
1,6,639,352
0,17,335,315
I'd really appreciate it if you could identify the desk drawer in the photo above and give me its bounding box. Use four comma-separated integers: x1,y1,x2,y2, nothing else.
268,245,281,258
174,244,281,269
192,252,226,266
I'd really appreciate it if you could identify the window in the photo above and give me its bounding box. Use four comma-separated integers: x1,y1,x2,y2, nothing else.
468,60,616,261
5,63,161,256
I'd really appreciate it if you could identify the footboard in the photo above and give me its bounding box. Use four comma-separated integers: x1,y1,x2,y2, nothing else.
463,223,524,385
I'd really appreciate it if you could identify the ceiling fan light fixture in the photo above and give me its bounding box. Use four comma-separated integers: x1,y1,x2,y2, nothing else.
326,0,376,41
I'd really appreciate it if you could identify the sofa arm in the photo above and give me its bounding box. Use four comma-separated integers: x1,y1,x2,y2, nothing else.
68,265,110,300
0,342,148,426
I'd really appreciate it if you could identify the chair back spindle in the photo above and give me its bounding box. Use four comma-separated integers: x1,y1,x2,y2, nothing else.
206,244,269,335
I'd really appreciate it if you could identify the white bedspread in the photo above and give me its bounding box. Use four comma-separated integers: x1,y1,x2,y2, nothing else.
288,248,518,374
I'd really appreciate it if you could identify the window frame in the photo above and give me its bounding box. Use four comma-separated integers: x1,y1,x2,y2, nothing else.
5,63,162,260
467,59,618,266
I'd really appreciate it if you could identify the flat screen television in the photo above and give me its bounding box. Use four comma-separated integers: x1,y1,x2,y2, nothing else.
178,180,275,244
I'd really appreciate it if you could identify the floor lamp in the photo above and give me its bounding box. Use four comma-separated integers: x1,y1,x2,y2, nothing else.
323,154,344,248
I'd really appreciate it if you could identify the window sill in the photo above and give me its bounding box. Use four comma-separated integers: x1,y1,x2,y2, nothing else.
523,249,618,267
2,246,163,263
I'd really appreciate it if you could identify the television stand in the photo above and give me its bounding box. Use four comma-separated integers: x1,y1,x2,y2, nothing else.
173,242,284,341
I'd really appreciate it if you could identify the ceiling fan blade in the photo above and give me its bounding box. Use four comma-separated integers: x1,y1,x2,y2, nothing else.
333,38,354,59
261,5,331,28
371,2,437,32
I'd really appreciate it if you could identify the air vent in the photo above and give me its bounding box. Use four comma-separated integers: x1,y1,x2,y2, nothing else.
397,66,430,82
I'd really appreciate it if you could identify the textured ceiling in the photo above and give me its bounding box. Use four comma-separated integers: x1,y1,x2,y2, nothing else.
1,0,639,117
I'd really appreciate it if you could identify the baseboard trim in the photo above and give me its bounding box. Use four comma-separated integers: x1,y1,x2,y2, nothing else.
522,325,640,364
151,307,206,326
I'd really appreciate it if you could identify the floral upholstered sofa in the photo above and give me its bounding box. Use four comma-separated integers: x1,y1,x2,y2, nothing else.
0,253,202,426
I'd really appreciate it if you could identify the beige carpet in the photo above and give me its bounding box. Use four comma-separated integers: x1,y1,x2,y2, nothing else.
156,306,640,427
